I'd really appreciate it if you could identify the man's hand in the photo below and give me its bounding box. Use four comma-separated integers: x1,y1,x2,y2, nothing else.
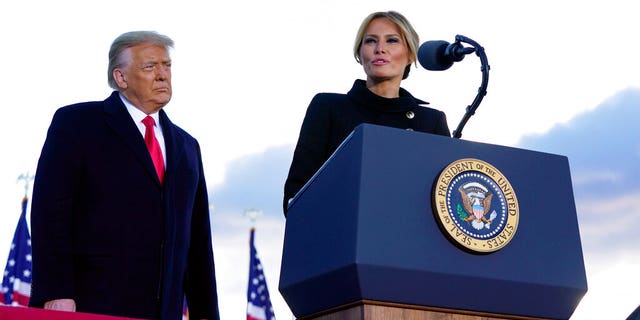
44,299,76,312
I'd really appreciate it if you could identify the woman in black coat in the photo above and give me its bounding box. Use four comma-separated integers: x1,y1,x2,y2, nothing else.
283,11,451,215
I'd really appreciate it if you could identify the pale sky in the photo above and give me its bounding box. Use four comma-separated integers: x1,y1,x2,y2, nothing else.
1,1,639,319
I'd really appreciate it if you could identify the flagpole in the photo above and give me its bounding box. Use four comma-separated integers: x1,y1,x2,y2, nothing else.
17,172,34,199
244,209,263,228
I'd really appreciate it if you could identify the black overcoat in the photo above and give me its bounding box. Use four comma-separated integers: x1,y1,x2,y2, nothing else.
284,80,451,214
29,92,219,320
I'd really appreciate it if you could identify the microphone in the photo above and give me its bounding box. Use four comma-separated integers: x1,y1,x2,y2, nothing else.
418,40,476,71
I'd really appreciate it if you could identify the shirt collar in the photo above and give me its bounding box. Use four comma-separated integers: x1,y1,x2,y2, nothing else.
119,93,161,127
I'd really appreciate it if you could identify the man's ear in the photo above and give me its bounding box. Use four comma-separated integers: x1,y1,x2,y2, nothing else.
113,69,128,89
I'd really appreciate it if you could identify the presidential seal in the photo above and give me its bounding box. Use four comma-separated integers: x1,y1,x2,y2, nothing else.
433,158,519,253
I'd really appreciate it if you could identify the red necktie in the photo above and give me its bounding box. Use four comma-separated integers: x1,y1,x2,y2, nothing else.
142,116,165,184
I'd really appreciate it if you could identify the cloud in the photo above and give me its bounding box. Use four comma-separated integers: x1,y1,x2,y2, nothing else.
518,87,640,195
517,88,640,318
210,144,294,220
517,88,640,253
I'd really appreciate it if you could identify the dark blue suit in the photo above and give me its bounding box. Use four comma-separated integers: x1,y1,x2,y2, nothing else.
30,92,219,320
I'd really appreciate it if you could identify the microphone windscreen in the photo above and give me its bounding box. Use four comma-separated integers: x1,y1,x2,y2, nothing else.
418,40,453,71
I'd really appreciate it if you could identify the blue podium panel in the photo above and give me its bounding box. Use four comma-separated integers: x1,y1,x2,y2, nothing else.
279,124,587,319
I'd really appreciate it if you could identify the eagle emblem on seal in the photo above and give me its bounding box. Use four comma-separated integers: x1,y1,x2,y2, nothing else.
458,182,498,230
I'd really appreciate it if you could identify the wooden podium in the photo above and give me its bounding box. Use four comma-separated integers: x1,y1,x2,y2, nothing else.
279,124,587,320
298,300,552,320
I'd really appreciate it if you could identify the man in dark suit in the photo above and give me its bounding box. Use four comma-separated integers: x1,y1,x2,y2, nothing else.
29,31,220,320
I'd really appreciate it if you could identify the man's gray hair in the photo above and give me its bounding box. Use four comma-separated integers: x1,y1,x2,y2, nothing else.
107,31,174,90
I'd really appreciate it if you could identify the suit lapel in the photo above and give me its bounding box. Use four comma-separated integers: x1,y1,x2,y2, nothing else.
103,92,162,186
159,109,185,182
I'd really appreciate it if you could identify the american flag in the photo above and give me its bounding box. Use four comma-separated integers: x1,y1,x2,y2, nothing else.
1,196,32,306
246,228,276,320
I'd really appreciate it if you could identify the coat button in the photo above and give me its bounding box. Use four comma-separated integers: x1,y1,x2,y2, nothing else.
406,111,415,119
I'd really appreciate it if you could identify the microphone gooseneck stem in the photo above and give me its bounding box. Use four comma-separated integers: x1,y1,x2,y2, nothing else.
452,35,490,139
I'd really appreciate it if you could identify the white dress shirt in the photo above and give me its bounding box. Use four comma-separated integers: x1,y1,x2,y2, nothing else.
119,94,167,166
